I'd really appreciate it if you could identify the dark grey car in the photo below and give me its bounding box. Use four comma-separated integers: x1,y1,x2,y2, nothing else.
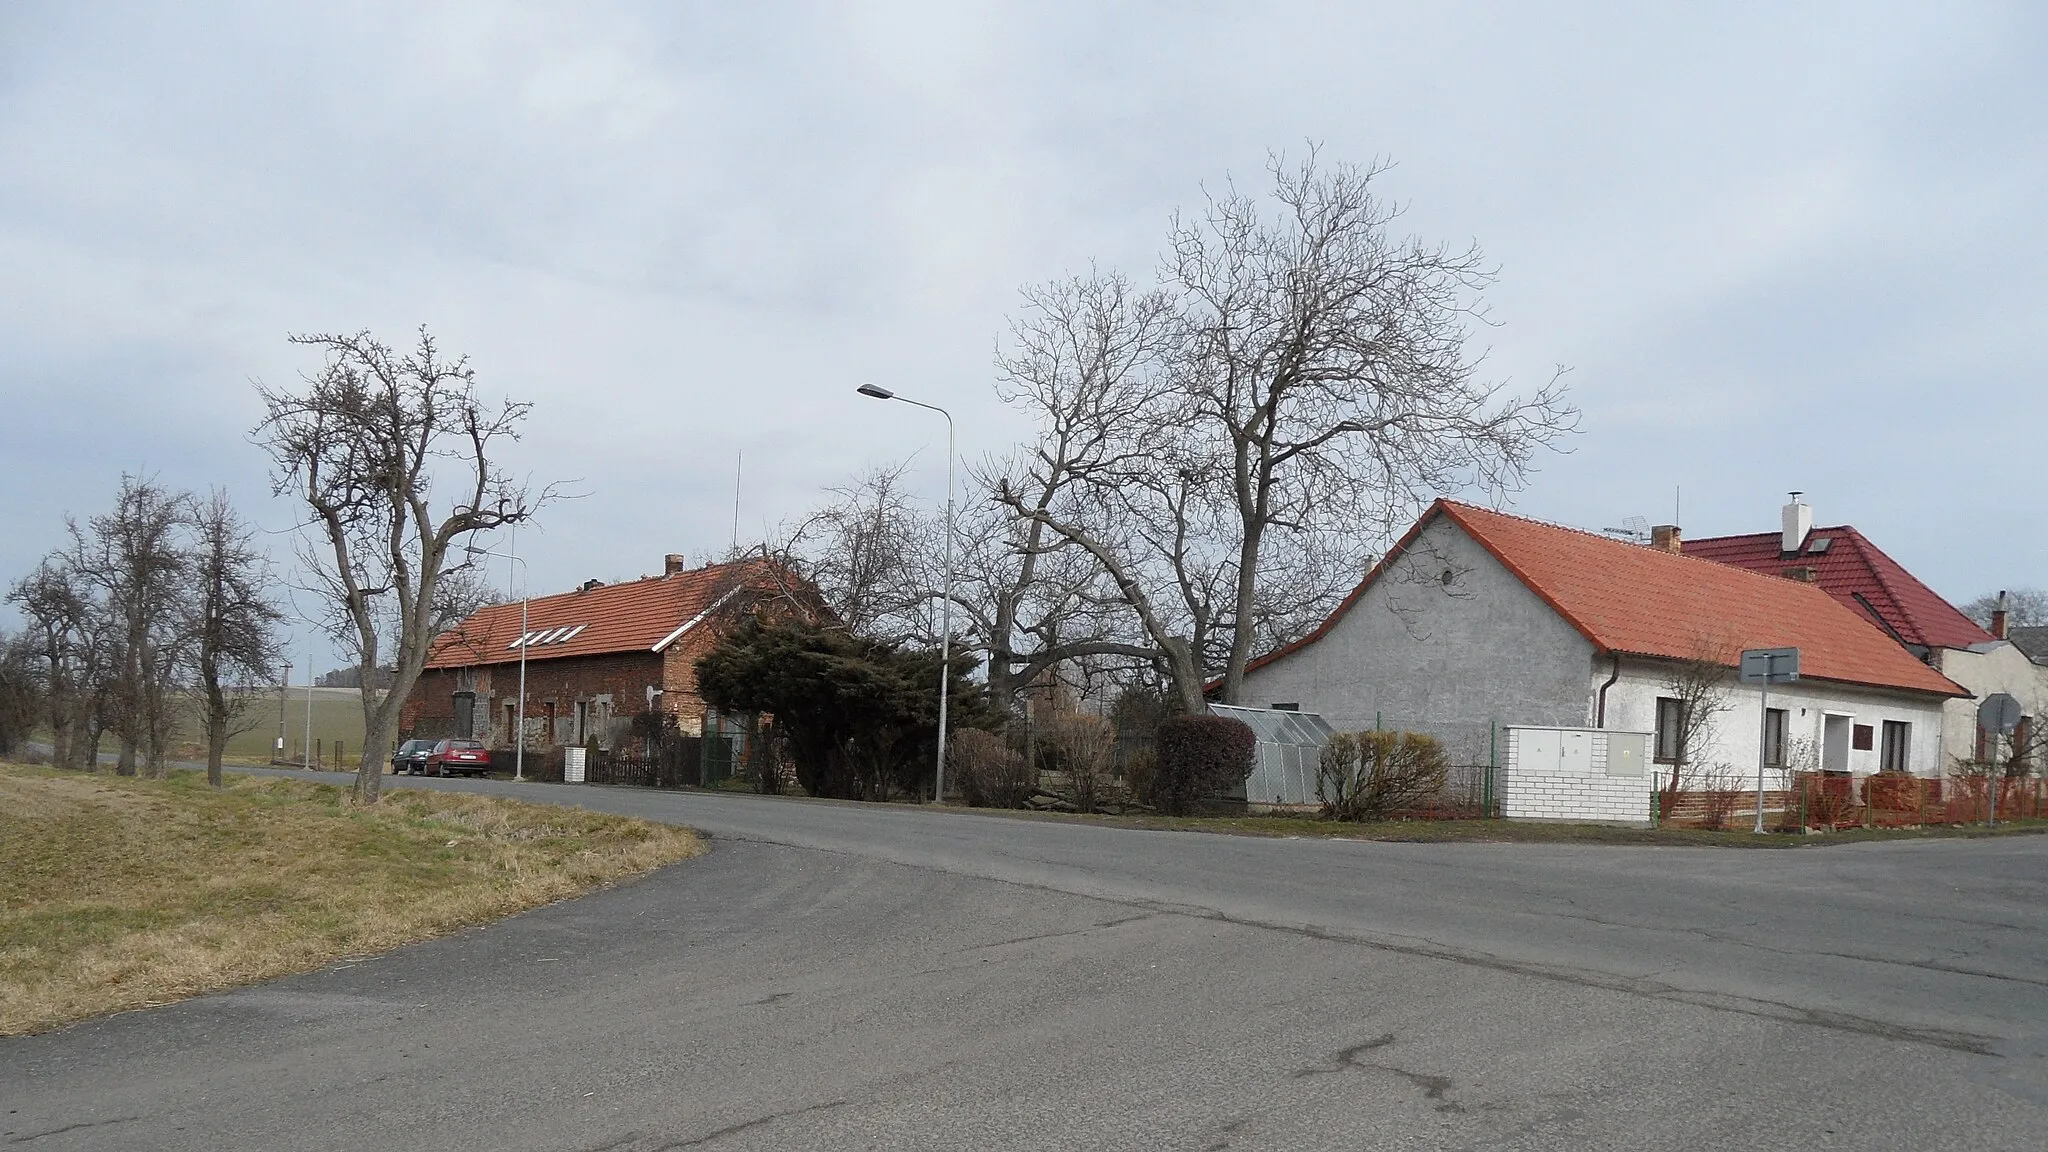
391,738,436,775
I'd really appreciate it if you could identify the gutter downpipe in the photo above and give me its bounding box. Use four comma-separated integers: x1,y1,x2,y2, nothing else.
1595,652,1622,728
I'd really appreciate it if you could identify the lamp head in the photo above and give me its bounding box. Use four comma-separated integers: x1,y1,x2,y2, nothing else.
856,382,894,400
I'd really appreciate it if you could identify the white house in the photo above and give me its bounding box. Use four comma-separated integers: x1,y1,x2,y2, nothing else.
1236,501,1967,793
1688,497,2047,773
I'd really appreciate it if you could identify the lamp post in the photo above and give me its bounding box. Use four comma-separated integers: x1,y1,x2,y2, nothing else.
856,382,955,805
466,540,529,782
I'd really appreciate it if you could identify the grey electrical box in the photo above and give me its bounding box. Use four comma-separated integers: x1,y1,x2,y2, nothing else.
1605,731,1649,777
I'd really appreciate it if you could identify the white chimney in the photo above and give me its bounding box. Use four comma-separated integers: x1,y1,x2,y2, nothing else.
1781,493,1812,554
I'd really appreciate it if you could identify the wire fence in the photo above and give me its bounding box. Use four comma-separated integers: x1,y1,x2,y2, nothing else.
1650,773,2048,830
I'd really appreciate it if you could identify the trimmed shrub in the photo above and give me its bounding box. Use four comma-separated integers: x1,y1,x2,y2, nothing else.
1316,730,1448,821
951,729,1035,809
1151,714,1256,815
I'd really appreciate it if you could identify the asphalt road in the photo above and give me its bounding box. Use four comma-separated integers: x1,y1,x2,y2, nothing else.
6,771,2047,1150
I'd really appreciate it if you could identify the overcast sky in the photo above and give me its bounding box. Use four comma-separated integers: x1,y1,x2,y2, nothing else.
3,1,2043,668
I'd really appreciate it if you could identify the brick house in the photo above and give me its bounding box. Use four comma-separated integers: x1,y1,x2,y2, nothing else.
401,553,811,751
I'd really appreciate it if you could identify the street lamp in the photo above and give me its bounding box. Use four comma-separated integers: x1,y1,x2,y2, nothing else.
856,382,956,805
465,540,529,782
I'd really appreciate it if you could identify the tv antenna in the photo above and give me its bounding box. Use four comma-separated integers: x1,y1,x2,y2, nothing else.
1602,515,1651,545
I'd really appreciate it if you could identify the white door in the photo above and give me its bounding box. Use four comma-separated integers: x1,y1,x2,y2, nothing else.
1822,714,1851,773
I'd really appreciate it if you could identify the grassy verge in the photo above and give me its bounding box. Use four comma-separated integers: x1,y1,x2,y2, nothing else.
957,805,2048,847
0,761,703,1036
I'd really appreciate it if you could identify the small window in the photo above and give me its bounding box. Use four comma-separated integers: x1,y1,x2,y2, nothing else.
1879,721,1910,773
1655,697,1686,763
1852,724,1874,752
1764,708,1788,768
1270,702,1300,712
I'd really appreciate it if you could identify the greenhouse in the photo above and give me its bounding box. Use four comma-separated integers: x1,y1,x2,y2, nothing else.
1210,704,1335,808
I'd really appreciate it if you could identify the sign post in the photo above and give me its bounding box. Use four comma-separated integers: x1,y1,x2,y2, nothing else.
1977,693,2022,828
1740,647,1801,833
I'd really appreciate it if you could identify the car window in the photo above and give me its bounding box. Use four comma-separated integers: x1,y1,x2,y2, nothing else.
457,741,484,750
432,740,452,753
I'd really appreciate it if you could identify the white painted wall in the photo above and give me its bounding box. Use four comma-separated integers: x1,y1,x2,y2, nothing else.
1930,642,2048,770
1598,656,1950,786
1500,727,1654,824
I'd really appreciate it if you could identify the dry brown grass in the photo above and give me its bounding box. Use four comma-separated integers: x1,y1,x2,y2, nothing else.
0,761,703,1036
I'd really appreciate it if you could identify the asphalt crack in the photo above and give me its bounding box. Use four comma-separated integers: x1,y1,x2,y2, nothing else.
643,1100,848,1149
7,1116,143,1144
1291,1034,1462,1112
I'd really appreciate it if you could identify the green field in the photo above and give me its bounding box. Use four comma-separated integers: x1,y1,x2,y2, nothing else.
174,687,376,766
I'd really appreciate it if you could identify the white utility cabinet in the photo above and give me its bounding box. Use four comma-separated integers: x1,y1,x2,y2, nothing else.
1500,726,1653,825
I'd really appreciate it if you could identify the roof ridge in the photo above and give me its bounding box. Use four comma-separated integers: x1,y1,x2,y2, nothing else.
1442,500,1845,594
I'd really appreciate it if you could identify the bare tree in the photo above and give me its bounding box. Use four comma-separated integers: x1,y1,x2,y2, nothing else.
67,476,193,778
782,460,937,641
981,272,1183,715
1168,150,1576,700
0,632,43,757
7,557,97,768
255,327,546,803
188,489,283,788
996,152,1574,710
1657,641,1738,820
1962,588,2048,631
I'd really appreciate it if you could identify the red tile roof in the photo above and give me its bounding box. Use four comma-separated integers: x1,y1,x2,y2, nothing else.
426,558,783,670
1682,527,1993,652
1246,500,1966,697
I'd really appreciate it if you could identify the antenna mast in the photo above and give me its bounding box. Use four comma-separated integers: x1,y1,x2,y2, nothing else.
731,450,742,555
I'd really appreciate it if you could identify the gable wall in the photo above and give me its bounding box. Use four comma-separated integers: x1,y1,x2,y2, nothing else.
1237,515,1597,763
1932,642,2048,769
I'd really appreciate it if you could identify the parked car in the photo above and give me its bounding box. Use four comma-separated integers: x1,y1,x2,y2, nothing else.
391,738,436,775
427,738,491,777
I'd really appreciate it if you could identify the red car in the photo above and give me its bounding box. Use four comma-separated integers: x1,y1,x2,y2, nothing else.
426,739,491,777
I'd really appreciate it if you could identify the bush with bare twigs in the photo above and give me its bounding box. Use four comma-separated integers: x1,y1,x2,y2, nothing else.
951,729,1036,809
1037,712,1116,814
1317,730,1449,821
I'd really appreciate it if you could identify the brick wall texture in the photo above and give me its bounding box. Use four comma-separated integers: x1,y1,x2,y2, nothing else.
402,624,729,751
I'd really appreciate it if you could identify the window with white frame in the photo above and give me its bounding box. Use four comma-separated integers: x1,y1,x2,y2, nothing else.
1879,720,1911,773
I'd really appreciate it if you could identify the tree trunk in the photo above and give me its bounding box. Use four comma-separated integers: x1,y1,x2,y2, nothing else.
1162,637,1206,715
355,676,401,804
203,677,227,788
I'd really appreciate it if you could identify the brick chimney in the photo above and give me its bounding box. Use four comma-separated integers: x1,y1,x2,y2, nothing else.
1992,589,2009,640
1650,524,1683,554
664,553,687,577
